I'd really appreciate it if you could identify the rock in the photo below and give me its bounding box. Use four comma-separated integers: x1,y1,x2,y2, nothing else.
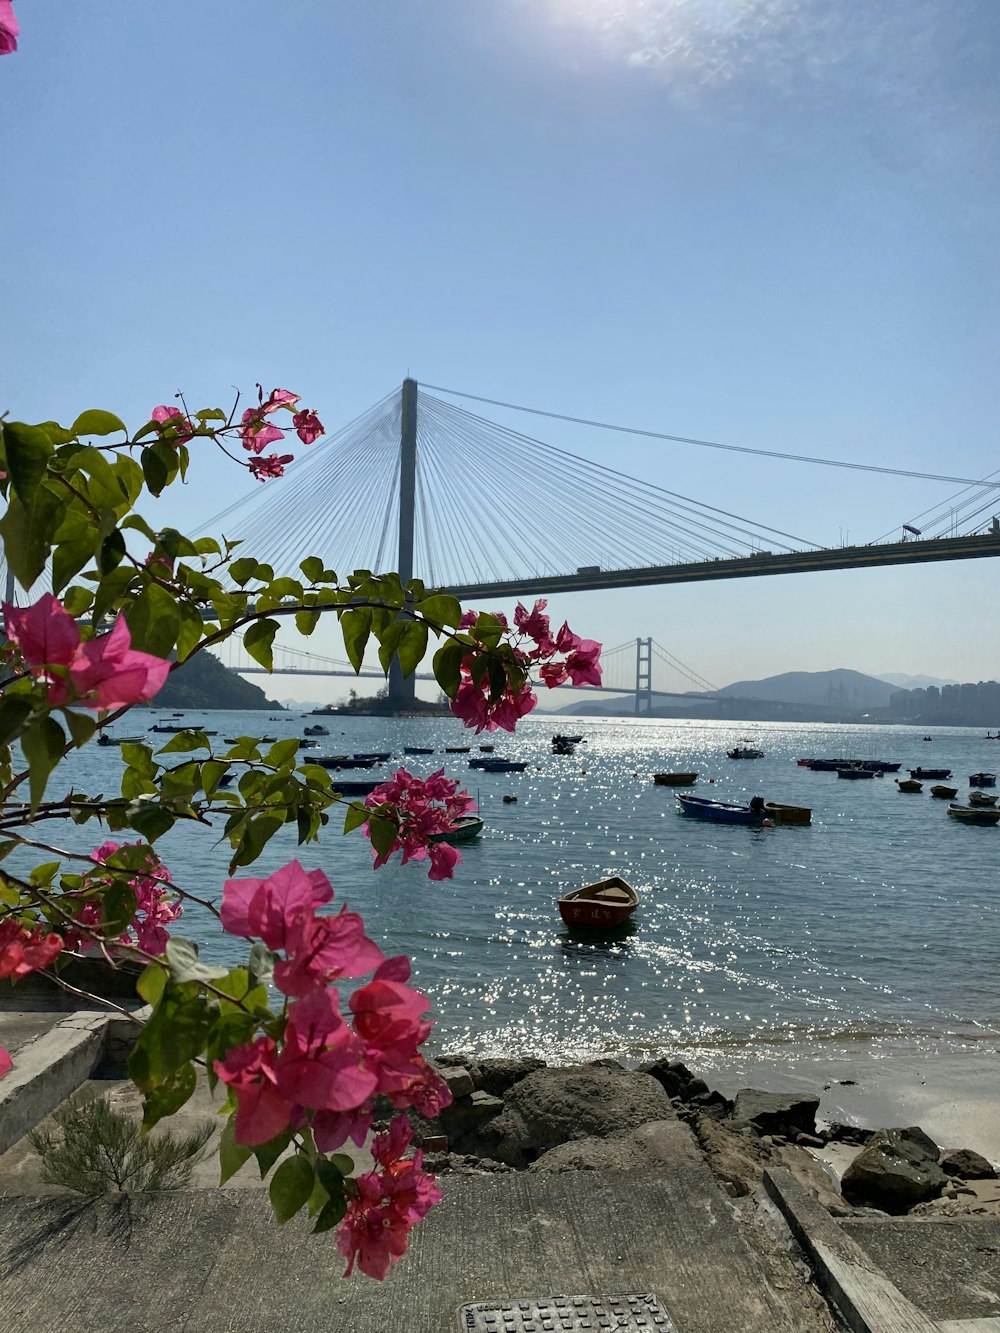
689,1112,773,1198
795,1133,825,1149
478,1064,670,1168
940,1148,997,1179
472,1057,546,1097
775,1145,845,1213
841,1127,948,1214
528,1120,681,1174
422,1134,449,1153
731,1089,820,1139
688,1088,733,1120
684,1078,711,1101
441,1067,475,1100
822,1121,875,1147
637,1059,697,1099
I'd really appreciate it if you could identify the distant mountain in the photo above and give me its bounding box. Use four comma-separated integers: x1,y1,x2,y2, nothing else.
877,673,958,691
153,652,282,711
716,668,896,710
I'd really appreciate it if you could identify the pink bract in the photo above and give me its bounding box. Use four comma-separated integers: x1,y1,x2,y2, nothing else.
69,614,171,710
292,409,324,445
248,452,294,481
275,989,378,1112
214,1036,291,1147
0,1046,11,1080
0,0,17,55
221,861,334,949
0,920,63,981
273,906,385,997
262,388,300,414
3,593,80,670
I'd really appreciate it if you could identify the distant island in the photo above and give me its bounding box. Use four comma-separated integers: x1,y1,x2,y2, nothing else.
557,667,1000,728
310,688,450,718
150,651,282,712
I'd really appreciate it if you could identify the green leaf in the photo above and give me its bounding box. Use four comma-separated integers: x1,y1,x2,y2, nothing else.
157,730,210,754
128,980,214,1093
127,802,175,842
247,941,276,991
52,536,96,594
126,582,181,658
340,607,372,673
312,1160,348,1233
0,694,33,747
433,639,465,698
71,409,127,437
229,813,284,871
165,937,230,986
61,584,93,617
3,422,54,504
299,555,325,583
366,812,398,860
295,608,320,636
376,619,407,675
342,802,369,835
242,618,279,671
252,1127,293,1178
99,528,127,575
265,738,299,767
64,711,97,749
21,714,66,811
230,557,259,586
269,1154,315,1224
219,1113,253,1185
139,442,171,497
101,876,138,937
0,483,63,588
396,620,428,677
414,593,462,630
136,962,168,1008
141,1060,197,1132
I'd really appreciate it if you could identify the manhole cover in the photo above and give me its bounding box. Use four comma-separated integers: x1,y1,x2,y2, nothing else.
460,1293,676,1331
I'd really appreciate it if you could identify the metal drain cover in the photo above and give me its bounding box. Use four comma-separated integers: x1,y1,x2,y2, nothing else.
460,1293,676,1331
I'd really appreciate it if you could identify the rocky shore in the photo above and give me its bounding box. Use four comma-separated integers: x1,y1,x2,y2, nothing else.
406,1055,999,1222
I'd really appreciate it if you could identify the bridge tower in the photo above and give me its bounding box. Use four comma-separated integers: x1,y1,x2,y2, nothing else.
634,636,653,715
387,378,419,709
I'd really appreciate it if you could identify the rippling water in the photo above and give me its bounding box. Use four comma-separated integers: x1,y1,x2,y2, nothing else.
37,712,1000,1073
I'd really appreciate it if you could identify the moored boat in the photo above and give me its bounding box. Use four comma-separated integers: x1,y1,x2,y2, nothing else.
428,816,484,844
403,746,434,755
676,794,764,825
895,778,923,793
557,877,638,929
97,733,146,746
354,751,391,761
304,725,329,736
948,803,1000,827
969,772,997,788
479,759,528,773
653,772,698,786
728,746,763,759
445,746,471,753
836,766,875,780
969,791,998,807
328,778,383,795
763,802,811,826
909,768,952,780
313,756,377,770
930,784,958,799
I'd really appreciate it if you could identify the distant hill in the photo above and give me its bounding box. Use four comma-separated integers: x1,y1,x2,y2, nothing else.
152,651,282,711
877,672,958,691
716,668,896,711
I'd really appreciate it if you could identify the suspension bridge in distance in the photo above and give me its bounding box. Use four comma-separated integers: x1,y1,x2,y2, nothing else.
219,635,718,715
201,378,1000,708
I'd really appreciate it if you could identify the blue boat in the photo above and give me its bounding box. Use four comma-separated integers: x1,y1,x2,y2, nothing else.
676,794,764,825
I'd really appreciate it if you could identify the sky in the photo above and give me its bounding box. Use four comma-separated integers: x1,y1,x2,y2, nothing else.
2,1,999,702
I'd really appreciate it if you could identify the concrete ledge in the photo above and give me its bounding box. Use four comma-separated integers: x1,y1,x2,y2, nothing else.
764,1166,937,1333
0,1011,111,1155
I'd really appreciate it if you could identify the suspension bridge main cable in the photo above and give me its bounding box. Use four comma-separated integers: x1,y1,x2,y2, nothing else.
421,383,1000,492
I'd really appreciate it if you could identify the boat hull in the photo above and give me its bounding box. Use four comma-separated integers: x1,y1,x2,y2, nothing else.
764,803,811,826
677,794,763,824
428,817,483,844
948,804,1000,826
653,773,698,786
930,785,958,799
895,779,923,792
557,877,638,929
909,768,952,780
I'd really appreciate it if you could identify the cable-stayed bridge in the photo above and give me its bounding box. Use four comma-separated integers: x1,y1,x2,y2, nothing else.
220,634,716,715
201,378,1000,706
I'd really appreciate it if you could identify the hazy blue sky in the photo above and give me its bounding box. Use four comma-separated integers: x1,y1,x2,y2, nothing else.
3,2,998,700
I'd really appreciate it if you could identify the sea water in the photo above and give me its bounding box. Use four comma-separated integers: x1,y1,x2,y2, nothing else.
31,713,1000,1076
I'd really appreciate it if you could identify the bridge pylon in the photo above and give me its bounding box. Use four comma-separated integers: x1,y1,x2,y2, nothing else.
634,636,653,715
388,378,419,709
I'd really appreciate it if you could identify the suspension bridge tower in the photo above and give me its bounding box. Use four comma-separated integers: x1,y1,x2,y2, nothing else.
387,379,419,709
634,636,653,715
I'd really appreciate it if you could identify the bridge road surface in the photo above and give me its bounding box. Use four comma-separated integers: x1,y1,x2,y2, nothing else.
0,1114,826,1333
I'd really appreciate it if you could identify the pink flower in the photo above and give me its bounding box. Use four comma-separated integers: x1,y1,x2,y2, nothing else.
564,638,602,687
0,1046,11,1080
450,674,537,734
273,905,385,997
4,593,80,672
514,599,555,655
361,769,476,879
312,1103,374,1153
349,957,433,1093
248,453,294,481
150,405,194,444
427,841,460,881
69,614,171,710
262,389,300,415
387,1055,453,1118
275,989,377,1112
221,861,334,950
240,409,285,455
0,1,18,55
0,920,63,980
214,1036,292,1147
539,660,569,689
81,842,181,956
292,410,324,445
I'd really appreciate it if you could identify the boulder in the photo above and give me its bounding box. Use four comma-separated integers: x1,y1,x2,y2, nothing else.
478,1064,670,1167
639,1059,698,1099
528,1120,681,1173
440,1066,476,1100
822,1121,875,1147
840,1126,947,1214
731,1089,820,1138
940,1148,998,1180
472,1057,546,1097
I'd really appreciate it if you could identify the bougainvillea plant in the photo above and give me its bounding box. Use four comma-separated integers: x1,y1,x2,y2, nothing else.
0,387,601,1278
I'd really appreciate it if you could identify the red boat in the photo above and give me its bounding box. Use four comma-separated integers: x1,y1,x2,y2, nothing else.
557,877,639,929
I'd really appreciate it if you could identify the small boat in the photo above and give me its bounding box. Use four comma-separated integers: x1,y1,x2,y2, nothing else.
552,740,576,755
150,722,195,733
354,751,391,762
225,736,276,744
909,768,952,780
478,745,495,753
97,733,146,746
304,725,329,736
948,803,1000,827
428,816,483,844
329,778,383,795
653,772,698,786
969,791,998,807
837,766,875,780
764,802,811,826
969,773,997,788
403,746,435,755
480,760,528,773
930,784,958,799
502,794,518,803
728,747,764,759
553,734,583,745
151,724,218,736
300,739,318,749
796,758,812,767
895,778,923,793
557,877,638,929
676,794,764,825
312,756,377,770
445,746,471,754
805,758,852,771
922,736,933,741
